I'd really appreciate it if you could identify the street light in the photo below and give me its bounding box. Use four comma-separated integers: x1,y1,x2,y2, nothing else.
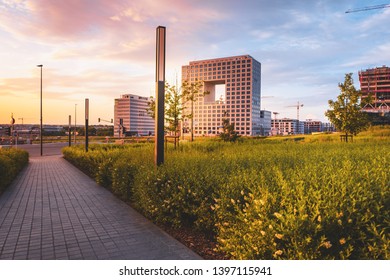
155,26,166,166
85,98,89,152
37,64,43,156
74,104,77,144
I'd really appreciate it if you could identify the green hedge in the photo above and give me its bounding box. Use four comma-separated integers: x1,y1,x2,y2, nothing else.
0,148,29,193
62,140,390,259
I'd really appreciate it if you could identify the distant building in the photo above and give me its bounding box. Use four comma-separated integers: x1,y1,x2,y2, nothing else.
271,118,303,135
359,66,390,115
322,122,335,132
114,94,154,137
304,120,322,134
260,110,272,136
182,55,262,136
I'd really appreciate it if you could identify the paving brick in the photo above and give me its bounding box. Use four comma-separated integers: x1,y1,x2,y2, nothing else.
0,155,201,260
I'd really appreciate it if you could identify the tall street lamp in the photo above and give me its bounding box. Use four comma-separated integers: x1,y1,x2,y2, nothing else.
37,64,43,156
74,104,77,144
155,26,166,166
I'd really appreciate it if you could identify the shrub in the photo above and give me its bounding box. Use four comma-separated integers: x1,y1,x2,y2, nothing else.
0,148,29,193
62,139,390,259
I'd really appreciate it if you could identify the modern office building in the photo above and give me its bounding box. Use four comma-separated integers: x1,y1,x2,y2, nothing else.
304,119,323,134
260,110,272,136
359,66,390,114
271,118,303,136
114,94,154,137
322,122,335,132
181,55,261,136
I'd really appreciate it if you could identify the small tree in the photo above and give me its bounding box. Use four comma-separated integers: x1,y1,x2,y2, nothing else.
146,97,156,119
146,82,183,144
165,83,183,137
325,73,370,142
182,79,209,141
219,112,240,142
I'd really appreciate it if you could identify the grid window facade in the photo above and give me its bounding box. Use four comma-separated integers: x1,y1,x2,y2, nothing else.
182,55,261,136
114,94,154,137
359,66,390,114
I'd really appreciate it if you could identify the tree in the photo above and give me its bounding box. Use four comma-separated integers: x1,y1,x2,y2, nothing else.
146,82,183,136
219,112,240,142
146,97,156,119
182,79,209,142
165,83,183,136
325,73,370,142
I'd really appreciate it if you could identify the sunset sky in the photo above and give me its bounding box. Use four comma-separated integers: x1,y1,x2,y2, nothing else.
1,0,389,125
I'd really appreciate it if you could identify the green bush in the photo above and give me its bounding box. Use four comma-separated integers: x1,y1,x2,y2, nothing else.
0,148,29,193
62,139,390,259
213,143,389,259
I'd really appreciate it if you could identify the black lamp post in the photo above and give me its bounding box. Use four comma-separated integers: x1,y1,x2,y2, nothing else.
37,64,43,156
155,26,166,166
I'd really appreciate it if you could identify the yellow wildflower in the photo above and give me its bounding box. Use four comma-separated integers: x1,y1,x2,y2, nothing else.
275,233,284,240
274,212,282,219
322,241,332,249
273,250,283,258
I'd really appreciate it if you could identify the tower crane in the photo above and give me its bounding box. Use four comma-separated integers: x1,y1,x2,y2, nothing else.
17,117,33,125
286,102,304,121
286,102,304,134
345,4,390,13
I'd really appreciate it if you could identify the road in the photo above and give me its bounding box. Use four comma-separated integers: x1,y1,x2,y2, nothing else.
13,142,69,157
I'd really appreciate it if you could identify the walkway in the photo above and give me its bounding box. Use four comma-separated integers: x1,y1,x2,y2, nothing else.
0,155,201,260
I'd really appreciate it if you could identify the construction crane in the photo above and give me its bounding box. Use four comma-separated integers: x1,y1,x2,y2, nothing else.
286,102,304,134
345,4,390,13
18,117,33,125
286,102,304,121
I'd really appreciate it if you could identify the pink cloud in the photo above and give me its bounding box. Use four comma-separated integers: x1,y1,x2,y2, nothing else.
26,0,123,38
1,0,227,41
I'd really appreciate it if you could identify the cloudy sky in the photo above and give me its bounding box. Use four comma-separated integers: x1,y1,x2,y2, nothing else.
0,0,389,124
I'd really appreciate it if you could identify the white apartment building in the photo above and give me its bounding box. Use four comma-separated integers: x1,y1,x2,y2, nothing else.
182,55,262,136
114,94,154,137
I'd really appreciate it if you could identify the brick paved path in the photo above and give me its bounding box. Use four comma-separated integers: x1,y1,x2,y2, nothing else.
0,155,201,260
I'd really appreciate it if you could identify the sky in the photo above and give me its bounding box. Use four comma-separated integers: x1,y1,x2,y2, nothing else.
0,0,389,125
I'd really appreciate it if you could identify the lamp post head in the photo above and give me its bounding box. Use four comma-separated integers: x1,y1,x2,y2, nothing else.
37,64,43,67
